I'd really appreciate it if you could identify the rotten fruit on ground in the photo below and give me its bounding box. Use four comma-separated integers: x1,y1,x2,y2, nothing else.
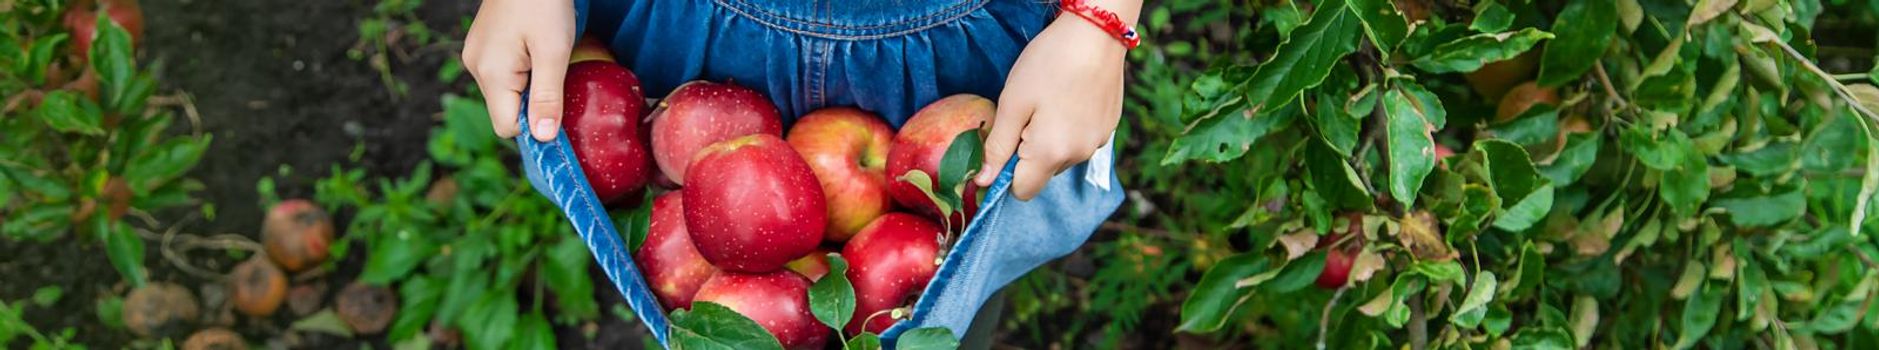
334,282,398,335
684,134,826,273
887,94,993,226
262,199,335,272
563,37,653,205
692,270,829,350
650,80,784,185
229,256,287,317
63,0,145,63
842,213,942,335
1465,51,1539,101
182,328,247,350
287,284,323,316
1494,81,1560,123
636,192,718,310
784,249,833,282
123,282,201,338
787,107,897,242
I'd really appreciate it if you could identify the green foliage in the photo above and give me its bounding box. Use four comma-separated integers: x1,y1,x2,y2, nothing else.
1154,0,1879,348
316,93,597,348
350,0,443,97
0,288,84,350
0,0,212,288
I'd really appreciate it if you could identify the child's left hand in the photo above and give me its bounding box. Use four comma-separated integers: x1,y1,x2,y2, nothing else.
977,11,1134,201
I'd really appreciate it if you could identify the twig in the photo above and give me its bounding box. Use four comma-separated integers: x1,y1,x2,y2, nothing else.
1407,292,1427,350
1315,287,1346,350
1772,40,1879,123
1593,63,1629,109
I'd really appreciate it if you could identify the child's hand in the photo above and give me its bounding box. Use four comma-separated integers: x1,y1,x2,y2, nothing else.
977,9,1136,201
462,0,576,142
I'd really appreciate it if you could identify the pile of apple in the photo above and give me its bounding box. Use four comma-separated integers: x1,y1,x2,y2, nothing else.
558,40,987,348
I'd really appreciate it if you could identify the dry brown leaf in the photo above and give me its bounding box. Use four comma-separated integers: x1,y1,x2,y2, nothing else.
1277,231,1319,260
1396,211,1456,261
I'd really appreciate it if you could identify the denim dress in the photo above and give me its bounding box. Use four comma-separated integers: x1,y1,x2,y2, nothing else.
516,0,1126,344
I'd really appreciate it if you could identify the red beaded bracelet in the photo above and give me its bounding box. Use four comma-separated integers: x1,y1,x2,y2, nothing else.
1059,0,1140,49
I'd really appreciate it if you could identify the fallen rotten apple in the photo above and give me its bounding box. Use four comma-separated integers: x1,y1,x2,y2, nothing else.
182,328,246,350
262,199,334,272
684,134,826,273
636,192,718,310
650,81,783,185
786,107,896,242
335,282,398,335
562,37,653,206
843,213,942,335
229,256,287,317
692,270,828,350
124,282,200,338
887,94,993,227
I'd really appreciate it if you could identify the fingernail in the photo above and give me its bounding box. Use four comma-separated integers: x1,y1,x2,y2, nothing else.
534,118,558,140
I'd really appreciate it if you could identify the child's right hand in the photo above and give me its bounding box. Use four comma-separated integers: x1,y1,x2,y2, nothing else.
462,0,577,142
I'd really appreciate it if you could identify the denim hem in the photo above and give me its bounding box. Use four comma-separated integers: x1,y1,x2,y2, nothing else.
712,0,989,40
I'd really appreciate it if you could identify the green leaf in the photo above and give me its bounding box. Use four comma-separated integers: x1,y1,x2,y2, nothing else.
615,193,654,252
1451,272,1499,328
1313,91,1363,157
1714,190,1804,227
25,34,68,85
1808,297,1864,334
543,237,599,320
1717,142,1797,177
1487,105,1560,146
359,230,436,284
1241,0,1363,113
125,136,214,193
1661,150,1711,217
937,129,984,200
1510,327,1574,349
1346,0,1409,53
1537,0,1617,87
96,217,145,288
1410,28,1553,73
894,170,955,219
1305,140,1370,210
808,254,855,331
1383,88,1437,210
389,276,444,341
459,292,519,350
669,302,784,350
1397,81,1449,131
896,327,960,350
1620,126,1692,171
1177,254,1270,333
34,91,103,135
1469,1,1514,33
514,312,558,350
1674,284,1725,349
1540,132,1602,186
1409,260,1465,284
846,332,883,350
1163,103,1297,165
90,12,135,111
1265,251,1327,293
291,309,356,337
30,287,62,307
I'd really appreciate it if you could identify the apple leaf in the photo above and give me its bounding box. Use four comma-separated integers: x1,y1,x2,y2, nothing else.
896,327,960,350
1382,87,1437,210
95,215,145,288
1469,1,1514,33
808,254,855,331
1537,0,1616,87
513,312,558,349
896,170,956,221
937,129,983,204
670,302,784,350
1345,0,1408,54
1177,253,1270,333
1410,28,1553,74
542,237,599,320
90,11,135,112
845,332,882,350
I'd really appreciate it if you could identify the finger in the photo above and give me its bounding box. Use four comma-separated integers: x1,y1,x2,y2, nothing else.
1008,147,1059,201
977,96,1033,187
524,39,572,142
472,62,526,139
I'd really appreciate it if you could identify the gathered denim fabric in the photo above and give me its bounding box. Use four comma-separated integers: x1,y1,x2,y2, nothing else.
514,0,1126,347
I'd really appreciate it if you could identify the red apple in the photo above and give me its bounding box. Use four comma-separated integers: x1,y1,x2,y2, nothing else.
636,192,718,310
684,134,826,272
786,107,896,242
887,95,993,227
1315,213,1364,289
64,0,144,64
1316,249,1356,289
650,81,783,185
783,249,833,282
562,38,653,205
842,213,941,335
692,271,829,350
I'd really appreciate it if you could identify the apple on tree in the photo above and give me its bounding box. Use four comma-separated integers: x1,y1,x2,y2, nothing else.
787,107,897,242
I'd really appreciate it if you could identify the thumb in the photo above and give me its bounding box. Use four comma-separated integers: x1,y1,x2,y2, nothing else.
524,40,572,142
977,99,1032,187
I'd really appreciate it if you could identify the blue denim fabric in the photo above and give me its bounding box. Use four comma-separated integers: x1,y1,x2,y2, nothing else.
511,0,1127,347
